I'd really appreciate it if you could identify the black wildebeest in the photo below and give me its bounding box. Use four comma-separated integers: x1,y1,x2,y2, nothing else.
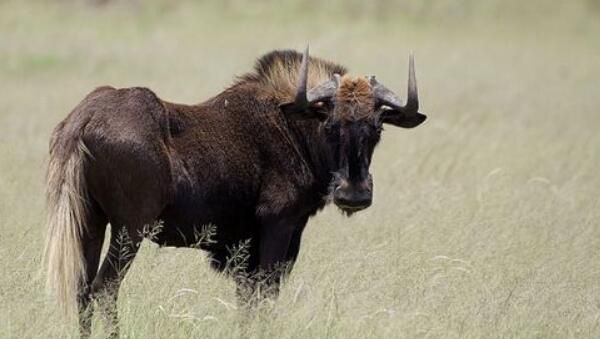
44,48,426,337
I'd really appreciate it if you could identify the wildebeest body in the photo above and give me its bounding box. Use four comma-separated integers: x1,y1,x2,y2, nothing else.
45,49,426,338
68,85,326,266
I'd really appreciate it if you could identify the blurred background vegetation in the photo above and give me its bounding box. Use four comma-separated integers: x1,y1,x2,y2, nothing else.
1,1,599,338
2,0,598,102
8,0,600,28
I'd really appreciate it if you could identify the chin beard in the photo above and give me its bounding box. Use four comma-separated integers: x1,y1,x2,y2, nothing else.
336,205,366,217
323,176,338,203
339,206,356,217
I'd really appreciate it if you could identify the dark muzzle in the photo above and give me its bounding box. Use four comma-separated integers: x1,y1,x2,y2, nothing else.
333,179,372,212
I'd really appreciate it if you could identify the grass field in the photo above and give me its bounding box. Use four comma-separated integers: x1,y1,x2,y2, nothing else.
1,1,599,338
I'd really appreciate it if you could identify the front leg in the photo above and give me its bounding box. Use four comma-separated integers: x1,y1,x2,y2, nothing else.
254,215,298,299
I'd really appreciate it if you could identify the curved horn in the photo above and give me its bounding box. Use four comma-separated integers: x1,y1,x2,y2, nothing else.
289,47,338,107
406,53,418,112
281,47,340,119
307,73,340,102
292,46,310,109
371,53,419,115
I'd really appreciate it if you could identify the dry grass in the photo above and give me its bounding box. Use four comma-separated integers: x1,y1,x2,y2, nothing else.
1,1,599,338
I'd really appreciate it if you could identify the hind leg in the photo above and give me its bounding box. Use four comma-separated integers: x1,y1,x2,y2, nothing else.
89,222,143,339
78,206,108,339
82,115,172,337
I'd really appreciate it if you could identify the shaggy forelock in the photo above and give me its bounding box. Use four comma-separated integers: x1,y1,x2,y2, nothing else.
334,76,375,121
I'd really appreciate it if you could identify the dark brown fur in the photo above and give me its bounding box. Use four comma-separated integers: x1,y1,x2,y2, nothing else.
45,49,423,338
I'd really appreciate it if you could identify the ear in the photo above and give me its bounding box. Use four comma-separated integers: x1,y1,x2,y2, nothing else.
381,110,427,128
280,102,329,122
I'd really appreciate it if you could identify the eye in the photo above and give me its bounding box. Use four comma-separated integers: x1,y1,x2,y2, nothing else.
364,123,383,142
311,99,333,112
363,121,382,134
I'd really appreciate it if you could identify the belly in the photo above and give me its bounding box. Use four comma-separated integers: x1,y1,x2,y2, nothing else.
153,197,258,250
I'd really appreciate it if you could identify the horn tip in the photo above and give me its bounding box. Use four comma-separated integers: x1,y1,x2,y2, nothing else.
367,75,377,86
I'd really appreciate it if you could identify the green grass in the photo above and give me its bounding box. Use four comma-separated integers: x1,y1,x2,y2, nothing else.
1,1,599,338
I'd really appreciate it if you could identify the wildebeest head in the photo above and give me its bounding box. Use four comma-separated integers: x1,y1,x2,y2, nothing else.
281,48,427,214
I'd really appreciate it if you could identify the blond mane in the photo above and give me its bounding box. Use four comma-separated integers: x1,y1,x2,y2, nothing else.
238,50,348,103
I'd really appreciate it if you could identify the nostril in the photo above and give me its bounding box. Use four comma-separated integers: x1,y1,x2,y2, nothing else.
334,189,348,201
361,181,373,193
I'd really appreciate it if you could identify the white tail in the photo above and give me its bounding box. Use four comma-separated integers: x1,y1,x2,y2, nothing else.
44,140,91,316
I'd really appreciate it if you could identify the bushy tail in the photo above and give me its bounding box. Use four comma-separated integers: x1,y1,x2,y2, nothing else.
44,140,91,316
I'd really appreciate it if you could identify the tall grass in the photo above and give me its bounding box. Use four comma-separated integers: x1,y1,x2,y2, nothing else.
1,1,599,338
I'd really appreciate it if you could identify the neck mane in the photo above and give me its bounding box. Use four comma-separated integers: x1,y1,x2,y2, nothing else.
236,49,347,103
